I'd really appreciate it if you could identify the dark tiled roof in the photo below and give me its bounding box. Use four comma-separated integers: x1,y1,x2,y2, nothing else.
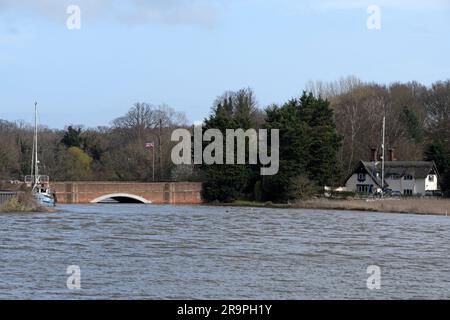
362,161,437,180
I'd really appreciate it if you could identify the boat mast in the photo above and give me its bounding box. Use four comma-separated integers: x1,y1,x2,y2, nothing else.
34,101,39,187
30,104,35,178
381,116,386,199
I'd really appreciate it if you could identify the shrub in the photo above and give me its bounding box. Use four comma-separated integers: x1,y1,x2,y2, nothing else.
0,197,26,212
288,175,320,200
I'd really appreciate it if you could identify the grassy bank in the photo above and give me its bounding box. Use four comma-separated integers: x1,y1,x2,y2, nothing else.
0,193,54,213
210,200,292,209
213,198,450,216
296,198,450,216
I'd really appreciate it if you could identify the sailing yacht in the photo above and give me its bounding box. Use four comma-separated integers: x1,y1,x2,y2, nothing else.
25,102,56,207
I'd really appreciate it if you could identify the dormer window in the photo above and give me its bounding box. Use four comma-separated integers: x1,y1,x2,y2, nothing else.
429,175,435,182
358,173,366,181
404,175,413,180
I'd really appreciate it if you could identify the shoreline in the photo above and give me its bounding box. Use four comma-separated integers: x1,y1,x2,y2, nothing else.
2,197,449,217
0,193,57,214
210,198,450,216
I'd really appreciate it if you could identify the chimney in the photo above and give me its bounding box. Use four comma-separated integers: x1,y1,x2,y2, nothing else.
370,148,377,162
388,148,396,162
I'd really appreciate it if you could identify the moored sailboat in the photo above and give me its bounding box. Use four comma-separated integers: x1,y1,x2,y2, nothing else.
25,102,56,207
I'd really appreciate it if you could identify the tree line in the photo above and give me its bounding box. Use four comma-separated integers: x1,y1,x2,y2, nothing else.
0,77,449,200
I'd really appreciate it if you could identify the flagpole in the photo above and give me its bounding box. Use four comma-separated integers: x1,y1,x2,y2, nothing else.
145,142,156,182
381,116,386,200
152,144,155,182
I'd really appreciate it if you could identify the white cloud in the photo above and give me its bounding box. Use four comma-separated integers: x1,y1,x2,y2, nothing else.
0,0,218,27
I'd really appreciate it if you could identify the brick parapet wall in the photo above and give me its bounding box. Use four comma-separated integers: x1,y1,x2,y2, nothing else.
51,182,203,204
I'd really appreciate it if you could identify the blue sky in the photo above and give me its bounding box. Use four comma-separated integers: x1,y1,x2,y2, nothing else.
1,0,449,128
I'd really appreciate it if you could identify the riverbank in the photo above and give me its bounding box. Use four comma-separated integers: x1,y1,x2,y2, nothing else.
296,198,450,216
217,198,450,216
0,193,55,214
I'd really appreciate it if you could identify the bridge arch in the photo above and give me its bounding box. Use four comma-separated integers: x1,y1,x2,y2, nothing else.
90,193,152,204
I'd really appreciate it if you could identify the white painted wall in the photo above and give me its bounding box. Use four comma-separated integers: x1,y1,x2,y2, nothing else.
414,179,425,195
386,178,416,194
385,178,401,192
425,174,438,191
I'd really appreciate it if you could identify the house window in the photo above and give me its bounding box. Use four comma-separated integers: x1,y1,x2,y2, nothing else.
358,173,366,182
356,185,372,194
429,175,435,182
404,175,413,180
404,189,413,196
389,174,401,180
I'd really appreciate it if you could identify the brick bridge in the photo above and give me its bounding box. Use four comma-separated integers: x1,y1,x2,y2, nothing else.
51,182,203,204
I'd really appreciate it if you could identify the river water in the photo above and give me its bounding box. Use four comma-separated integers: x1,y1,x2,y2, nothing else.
1,205,449,299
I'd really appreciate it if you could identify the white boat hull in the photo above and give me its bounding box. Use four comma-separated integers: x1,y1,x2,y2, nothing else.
34,192,55,207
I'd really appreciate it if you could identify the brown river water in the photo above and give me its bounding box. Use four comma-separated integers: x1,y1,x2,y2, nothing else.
1,204,449,299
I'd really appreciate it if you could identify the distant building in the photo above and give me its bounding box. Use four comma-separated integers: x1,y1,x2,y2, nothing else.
345,148,439,196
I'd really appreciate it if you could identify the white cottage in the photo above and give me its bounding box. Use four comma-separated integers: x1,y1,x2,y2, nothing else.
345,160,439,196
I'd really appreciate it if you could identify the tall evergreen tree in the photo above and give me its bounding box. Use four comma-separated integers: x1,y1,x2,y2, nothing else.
264,92,342,201
201,88,260,202
401,106,424,143
61,126,85,149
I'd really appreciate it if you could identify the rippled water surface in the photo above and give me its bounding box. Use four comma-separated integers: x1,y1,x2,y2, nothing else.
1,205,450,299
